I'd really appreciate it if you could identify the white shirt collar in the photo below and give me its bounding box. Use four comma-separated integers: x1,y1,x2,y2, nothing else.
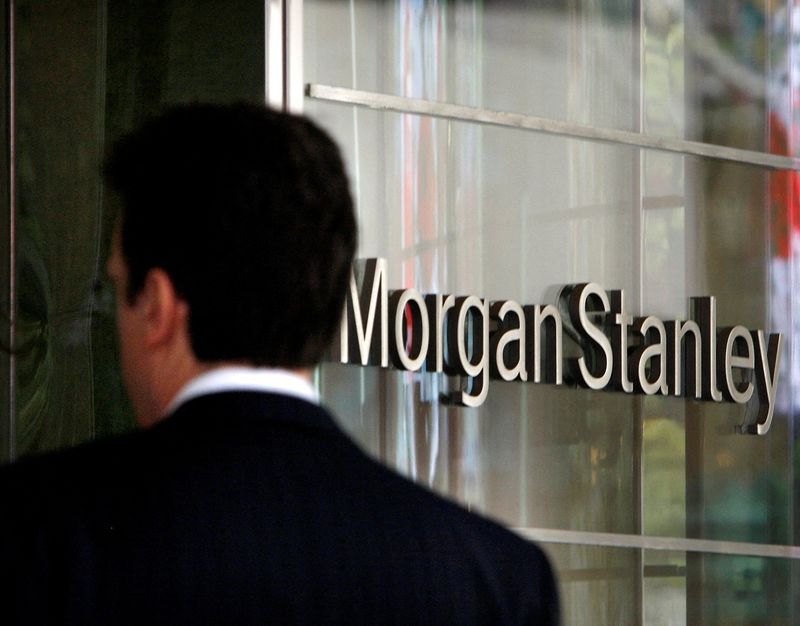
166,366,318,415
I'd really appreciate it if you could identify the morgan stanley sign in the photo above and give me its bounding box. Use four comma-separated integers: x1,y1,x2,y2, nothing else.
331,259,783,436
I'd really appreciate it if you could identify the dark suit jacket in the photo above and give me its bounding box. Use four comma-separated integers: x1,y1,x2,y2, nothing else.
0,392,559,625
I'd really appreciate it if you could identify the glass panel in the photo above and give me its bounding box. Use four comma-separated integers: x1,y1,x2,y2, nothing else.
12,1,264,456
542,543,640,626
316,105,640,537
684,551,794,625
325,366,640,533
643,550,686,625
306,0,800,622
651,549,795,626
542,544,796,625
311,101,796,547
306,0,800,155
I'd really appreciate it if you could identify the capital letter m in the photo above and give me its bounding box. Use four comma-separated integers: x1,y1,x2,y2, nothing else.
339,258,388,366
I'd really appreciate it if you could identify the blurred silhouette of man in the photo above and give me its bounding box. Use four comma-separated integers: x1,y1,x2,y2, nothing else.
0,103,559,625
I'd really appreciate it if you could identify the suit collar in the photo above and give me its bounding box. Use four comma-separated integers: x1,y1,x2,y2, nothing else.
160,390,341,437
166,367,318,416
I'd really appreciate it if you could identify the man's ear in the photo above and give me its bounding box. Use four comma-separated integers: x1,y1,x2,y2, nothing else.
138,268,189,347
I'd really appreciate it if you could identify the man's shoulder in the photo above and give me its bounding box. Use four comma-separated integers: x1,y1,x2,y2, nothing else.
339,450,560,622
0,395,560,624
0,429,142,502
358,446,549,557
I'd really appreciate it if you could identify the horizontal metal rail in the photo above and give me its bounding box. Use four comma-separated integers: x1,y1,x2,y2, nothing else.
514,527,800,560
307,84,800,171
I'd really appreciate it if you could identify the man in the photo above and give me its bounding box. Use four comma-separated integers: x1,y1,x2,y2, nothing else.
0,104,559,624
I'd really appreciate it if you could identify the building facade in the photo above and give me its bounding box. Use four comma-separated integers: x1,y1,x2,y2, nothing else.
2,1,800,624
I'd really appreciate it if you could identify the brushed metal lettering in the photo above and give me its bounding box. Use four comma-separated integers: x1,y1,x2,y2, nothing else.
447,296,489,407
629,316,668,395
665,319,702,399
425,293,455,373
389,289,429,372
609,290,633,392
743,331,783,435
490,300,527,382
332,258,784,434
340,258,388,366
717,326,754,404
524,304,563,384
569,283,612,390
692,296,722,402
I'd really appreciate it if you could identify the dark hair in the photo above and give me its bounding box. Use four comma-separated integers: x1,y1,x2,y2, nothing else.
104,103,356,367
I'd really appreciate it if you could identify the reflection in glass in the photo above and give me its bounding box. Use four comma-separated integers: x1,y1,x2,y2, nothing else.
308,2,800,622
307,0,797,155
12,1,264,456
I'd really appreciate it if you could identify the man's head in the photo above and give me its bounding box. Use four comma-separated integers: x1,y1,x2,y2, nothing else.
104,103,356,423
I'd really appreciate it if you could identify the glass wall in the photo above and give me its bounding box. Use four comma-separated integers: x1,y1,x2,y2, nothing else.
306,1,800,624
